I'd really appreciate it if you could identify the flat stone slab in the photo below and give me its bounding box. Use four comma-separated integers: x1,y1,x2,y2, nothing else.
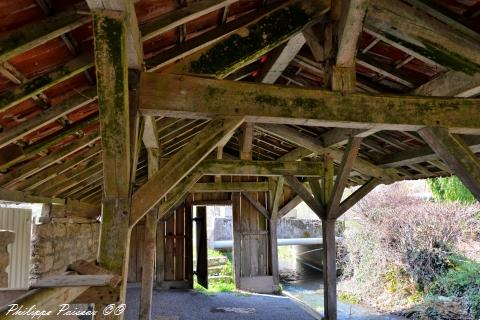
126,287,318,320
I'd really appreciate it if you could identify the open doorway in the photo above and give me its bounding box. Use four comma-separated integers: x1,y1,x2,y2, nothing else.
193,205,234,293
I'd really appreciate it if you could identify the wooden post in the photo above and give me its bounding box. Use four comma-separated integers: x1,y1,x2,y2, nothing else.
92,10,132,319
322,219,337,320
139,144,160,319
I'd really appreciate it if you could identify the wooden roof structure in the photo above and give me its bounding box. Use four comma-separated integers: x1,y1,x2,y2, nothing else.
0,0,480,319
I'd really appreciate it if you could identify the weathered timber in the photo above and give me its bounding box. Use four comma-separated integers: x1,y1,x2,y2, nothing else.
418,127,480,201
239,123,254,160
0,187,64,205
0,54,93,113
284,175,325,218
257,124,396,182
270,176,285,216
278,195,302,218
130,117,244,227
196,159,325,177
241,191,270,220
192,182,270,193
0,130,100,188
72,287,119,304
139,73,480,135
140,0,236,41
31,275,118,288
366,0,480,73
322,219,337,320
92,10,131,317
47,199,100,219
308,177,323,206
0,87,97,149
326,137,362,218
0,7,90,63
413,70,480,98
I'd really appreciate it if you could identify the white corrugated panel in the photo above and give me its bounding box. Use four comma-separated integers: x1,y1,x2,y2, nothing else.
0,207,32,289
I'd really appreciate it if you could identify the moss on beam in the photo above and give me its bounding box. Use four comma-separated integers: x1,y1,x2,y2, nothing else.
189,4,313,78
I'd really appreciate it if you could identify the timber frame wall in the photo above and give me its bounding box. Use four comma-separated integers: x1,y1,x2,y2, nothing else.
0,0,480,320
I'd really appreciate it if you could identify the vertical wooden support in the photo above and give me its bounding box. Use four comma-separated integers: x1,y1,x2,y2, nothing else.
232,192,242,288
239,122,254,160
92,10,131,319
322,219,337,320
185,196,194,288
139,146,160,320
268,177,284,288
418,127,480,201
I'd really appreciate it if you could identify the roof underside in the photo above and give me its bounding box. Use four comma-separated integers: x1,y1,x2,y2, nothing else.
0,0,479,204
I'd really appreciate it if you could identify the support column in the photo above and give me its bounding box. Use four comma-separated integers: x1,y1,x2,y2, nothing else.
91,10,134,319
322,219,337,319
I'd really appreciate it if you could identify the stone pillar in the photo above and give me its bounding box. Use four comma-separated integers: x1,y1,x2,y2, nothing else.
0,230,15,287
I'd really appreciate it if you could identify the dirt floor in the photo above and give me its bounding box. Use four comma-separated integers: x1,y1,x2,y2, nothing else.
125,287,319,320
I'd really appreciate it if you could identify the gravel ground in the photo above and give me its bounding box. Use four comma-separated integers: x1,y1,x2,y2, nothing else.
125,287,318,320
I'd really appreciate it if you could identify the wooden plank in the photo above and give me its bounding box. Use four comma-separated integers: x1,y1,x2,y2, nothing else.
270,176,285,217
175,205,185,281
49,199,100,219
326,137,362,217
164,215,175,281
239,123,254,160
131,117,244,226
192,182,270,193
336,178,380,218
232,192,242,288
31,275,119,288
241,191,270,220
366,0,480,72
140,0,236,42
92,10,131,315
308,178,323,206
239,276,276,294
284,175,325,218
156,220,166,285
0,8,90,63
72,287,119,304
139,73,480,135
196,159,325,177
418,127,480,201
184,197,193,288
142,116,159,149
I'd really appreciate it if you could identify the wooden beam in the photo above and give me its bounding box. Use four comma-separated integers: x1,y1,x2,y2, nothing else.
257,33,306,84
0,130,100,188
284,175,325,218
192,182,270,193
270,176,285,216
92,9,131,314
257,124,396,181
379,135,480,168
140,0,236,42
0,54,93,113
241,191,270,220
239,123,254,160
130,117,244,227
336,178,380,218
366,0,480,73
196,159,325,177
336,0,369,67
278,195,302,218
0,187,64,205
322,219,336,320
142,116,159,149
418,127,480,201
31,275,119,288
0,87,97,149
87,0,142,70
145,0,296,71
139,73,480,135
0,7,90,63
413,71,480,98
326,137,362,218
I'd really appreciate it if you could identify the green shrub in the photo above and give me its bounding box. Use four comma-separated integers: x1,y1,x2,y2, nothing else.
430,256,480,317
428,176,475,204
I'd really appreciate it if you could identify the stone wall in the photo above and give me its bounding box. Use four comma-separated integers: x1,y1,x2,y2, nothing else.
30,222,99,280
0,230,15,287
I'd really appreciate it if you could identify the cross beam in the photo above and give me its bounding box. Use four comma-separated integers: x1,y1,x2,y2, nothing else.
139,73,480,135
